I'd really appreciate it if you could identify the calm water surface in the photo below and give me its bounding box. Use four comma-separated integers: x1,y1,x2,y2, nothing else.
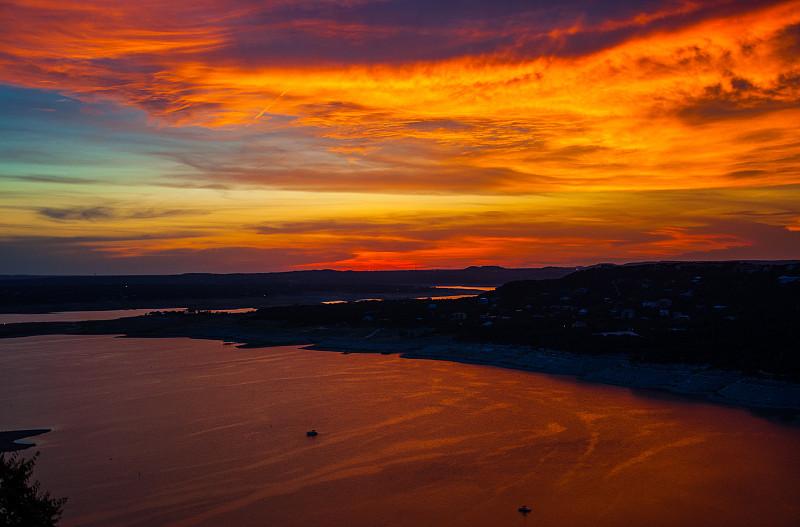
0,308,258,325
1,335,799,527
0,309,179,324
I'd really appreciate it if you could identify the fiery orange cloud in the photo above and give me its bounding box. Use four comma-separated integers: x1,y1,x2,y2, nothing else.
3,2,800,178
2,0,800,273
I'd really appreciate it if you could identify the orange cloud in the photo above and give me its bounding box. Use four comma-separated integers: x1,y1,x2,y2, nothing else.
3,1,800,272
3,5,800,181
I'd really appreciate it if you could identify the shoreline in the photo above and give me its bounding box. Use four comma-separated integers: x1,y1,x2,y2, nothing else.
300,337,800,413
3,316,799,414
401,344,800,414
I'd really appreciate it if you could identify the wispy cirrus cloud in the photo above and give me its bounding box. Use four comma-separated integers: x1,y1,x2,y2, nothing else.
4,174,104,186
37,205,200,222
0,236,350,275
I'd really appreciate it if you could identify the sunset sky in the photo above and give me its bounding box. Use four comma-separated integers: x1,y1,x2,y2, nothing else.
2,0,800,274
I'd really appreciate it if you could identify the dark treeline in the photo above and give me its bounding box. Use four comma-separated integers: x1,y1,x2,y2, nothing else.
254,261,800,378
3,261,798,379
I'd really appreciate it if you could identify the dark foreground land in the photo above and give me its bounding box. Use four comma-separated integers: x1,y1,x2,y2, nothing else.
2,261,799,411
0,429,51,452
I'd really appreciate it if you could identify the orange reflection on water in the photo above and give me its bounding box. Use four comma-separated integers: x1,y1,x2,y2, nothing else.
1,335,798,527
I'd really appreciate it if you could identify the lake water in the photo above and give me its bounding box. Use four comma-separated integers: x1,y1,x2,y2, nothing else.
0,308,259,325
1,334,799,527
0,309,178,325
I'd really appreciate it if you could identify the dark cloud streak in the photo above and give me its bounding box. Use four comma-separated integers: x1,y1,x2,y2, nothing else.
37,206,201,222
218,0,790,63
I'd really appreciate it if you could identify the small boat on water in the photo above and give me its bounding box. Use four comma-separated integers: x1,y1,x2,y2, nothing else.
518,506,532,514
306,430,318,436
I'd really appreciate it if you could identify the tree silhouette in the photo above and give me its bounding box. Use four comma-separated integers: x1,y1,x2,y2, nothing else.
0,452,66,526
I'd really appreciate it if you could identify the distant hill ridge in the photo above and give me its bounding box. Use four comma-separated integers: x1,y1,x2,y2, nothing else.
3,261,798,314
0,265,576,312
495,260,800,300
0,265,574,286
